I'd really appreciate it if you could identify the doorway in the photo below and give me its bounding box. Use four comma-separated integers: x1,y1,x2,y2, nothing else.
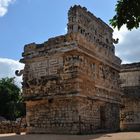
100,106,106,129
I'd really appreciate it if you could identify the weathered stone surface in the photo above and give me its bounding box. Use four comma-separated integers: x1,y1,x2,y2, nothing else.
20,5,121,134
0,120,26,134
120,62,140,131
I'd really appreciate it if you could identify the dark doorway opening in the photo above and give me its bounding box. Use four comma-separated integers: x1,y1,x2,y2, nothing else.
100,106,106,129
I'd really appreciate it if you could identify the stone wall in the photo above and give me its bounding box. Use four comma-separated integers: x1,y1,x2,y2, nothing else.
0,120,26,134
26,97,119,134
120,62,140,131
26,98,79,134
19,5,121,134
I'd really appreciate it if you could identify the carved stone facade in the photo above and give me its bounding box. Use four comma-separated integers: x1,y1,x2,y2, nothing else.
20,5,121,134
120,63,140,131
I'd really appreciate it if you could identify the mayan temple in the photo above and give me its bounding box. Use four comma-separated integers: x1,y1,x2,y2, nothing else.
19,5,122,134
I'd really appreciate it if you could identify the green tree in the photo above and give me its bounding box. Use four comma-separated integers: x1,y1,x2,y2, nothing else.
110,0,140,30
0,77,25,120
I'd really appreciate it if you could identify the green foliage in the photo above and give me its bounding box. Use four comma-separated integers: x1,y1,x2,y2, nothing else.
0,77,25,120
110,0,140,30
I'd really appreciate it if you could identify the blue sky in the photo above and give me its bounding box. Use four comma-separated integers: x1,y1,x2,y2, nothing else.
0,0,117,60
0,0,140,85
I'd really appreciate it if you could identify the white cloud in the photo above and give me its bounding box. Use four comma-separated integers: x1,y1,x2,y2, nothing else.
64,27,67,33
61,27,67,35
0,58,24,87
113,26,140,64
0,0,15,17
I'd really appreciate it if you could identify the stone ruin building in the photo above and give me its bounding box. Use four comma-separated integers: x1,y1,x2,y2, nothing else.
19,5,122,134
120,62,140,131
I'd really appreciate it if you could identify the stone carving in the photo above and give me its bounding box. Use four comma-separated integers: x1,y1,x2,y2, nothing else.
15,69,24,76
113,38,119,44
19,5,121,134
121,111,139,122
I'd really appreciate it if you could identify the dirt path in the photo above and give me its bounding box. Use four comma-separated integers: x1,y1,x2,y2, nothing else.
0,132,140,140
